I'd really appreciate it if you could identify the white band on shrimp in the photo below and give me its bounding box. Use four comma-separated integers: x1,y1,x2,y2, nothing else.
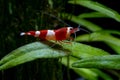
67,27,73,34
20,32,25,36
46,30,55,40
35,31,40,37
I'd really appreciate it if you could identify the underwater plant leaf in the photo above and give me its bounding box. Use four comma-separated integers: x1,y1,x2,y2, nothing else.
76,31,120,54
0,42,48,65
60,42,112,78
76,32,120,46
91,69,113,80
0,42,67,70
78,12,108,18
0,41,110,70
100,30,120,35
72,55,120,70
59,42,109,58
0,40,109,70
62,56,112,80
61,13,101,31
62,56,98,80
106,43,120,54
69,0,120,22
71,15,102,31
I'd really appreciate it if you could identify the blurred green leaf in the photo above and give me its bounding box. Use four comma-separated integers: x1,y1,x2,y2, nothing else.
0,42,67,70
8,2,12,14
61,13,102,31
98,30,120,35
91,69,113,80
62,56,98,80
69,0,120,22
0,42,48,65
62,56,113,80
78,12,108,18
76,32,120,46
48,0,53,8
106,43,120,54
75,31,120,54
70,15,102,31
72,55,120,70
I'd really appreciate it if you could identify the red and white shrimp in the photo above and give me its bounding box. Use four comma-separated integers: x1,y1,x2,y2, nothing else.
20,27,80,42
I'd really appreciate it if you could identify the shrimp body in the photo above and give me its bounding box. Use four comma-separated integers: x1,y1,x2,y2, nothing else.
20,27,79,41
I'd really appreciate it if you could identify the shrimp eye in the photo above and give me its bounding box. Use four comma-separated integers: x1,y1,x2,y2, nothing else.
70,28,73,30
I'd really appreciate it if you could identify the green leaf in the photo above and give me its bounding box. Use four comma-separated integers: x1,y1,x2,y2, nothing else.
57,41,111,79
62,56,98,80
75,31,120,54
70,15,102,31
76,32,120,46
72,55,120,70
91,69,113,80
78,12,108,18
0,42,48,65
0,41,109,70
62,56,112,80
0,42,67,70
61,13,101,31
59,42,109,58
69,0,120,22
106,43,120,54
8,2,12,14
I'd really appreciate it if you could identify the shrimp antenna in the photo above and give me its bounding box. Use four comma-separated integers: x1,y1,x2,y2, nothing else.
73,25,90,41
77,25,90,33
76,25,91,41
41,11,71,27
